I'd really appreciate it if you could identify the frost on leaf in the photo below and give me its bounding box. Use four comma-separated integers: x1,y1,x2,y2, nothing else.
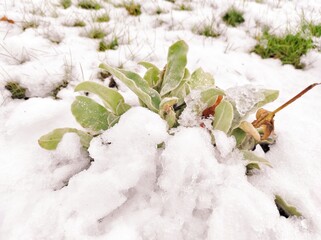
226,85,265,116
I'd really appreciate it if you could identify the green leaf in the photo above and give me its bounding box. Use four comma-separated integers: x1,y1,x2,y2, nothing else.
242,150,272,167
139,62,161,88
74,81,130,116
256,89,279,109
38,128,93,150
169,69,191,105
213,100,234,133
99,63,161,112
189,68,215,90
200,87,225,108
274,195,302,218
231,128,256,150
139,61,159,70
143,67,161,88
159,97,178,128
160,40,188,96
71,96,109,131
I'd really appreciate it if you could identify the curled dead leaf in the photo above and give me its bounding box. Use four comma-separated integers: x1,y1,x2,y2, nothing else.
0,16,15,24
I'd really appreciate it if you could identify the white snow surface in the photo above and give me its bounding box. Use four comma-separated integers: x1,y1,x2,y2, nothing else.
1,0,321,239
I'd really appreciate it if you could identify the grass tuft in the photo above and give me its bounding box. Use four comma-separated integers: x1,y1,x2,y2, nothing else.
196,23,220,38
253,30,314,69
21,21,39,31
124,1,141,16
60,0,72,9
5,81,27,99
302,22,321,37
96,13,110,22
73,20,86,27
98,37,119,51
222,8,245,27
88,28,106,39
78,0,101,10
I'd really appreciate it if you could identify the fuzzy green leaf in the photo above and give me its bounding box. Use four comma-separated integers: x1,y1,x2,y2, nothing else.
71,96,109,131
160,40,188,96
99,63,161,112
275,195,302,217
38,128,93,150
189,68,215,90
139,62,161,88
213,100,234,133
74,81,130,115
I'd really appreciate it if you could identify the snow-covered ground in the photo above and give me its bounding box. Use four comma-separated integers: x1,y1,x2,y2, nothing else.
1,0,321,239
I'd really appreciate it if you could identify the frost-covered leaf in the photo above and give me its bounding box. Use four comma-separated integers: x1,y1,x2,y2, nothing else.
159,97,178,128
213,100,234,133
139,61,161,88
74,81,130,115
275,195,302,218
239,121,261,141
242,150,272,167
144,67,161,88
256,89,279,109
71,96,109,131
38,128,92,150
189,68,215,90
99,63,161,112
160,40,188,96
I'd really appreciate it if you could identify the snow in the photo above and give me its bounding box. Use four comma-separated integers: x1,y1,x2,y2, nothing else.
1,0,321,239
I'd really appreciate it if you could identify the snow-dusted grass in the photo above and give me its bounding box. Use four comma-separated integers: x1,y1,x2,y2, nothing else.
1,0,321,239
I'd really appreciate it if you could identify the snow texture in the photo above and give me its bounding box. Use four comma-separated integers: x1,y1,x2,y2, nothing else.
1,0,321,239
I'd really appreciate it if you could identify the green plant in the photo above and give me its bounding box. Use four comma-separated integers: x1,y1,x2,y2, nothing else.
124,1,141,16
87,28,106,39
96,13,110,22
5,81,27,99
253,30,314,69
222,7,245,27
21,20,39,31
60,0,72,9
78,0,101,10
302,22,321,37
73,20,86,27
177,4,192,11
98,37,118,51
39,40,278,171
195,22,220,38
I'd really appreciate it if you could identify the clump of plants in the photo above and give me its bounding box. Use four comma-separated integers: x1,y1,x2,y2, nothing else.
123,1,141,16
78,0,101,10
95,13,110,22
222,7,244,27
60,0,72,9
302,22,321,37
73,20,86,27
98,37,118,51
253,30,314,69
87,28,106,39
195,22,220,38
39,40,320,218
5,81,27,99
